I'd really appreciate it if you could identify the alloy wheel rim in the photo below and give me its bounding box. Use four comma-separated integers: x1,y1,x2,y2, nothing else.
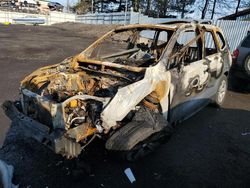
218,80,227,103
247,58,250,72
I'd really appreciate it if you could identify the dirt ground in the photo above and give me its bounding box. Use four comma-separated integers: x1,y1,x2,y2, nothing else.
0,23,250,188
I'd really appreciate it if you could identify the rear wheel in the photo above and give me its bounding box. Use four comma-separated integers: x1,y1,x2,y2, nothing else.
214,75,228,107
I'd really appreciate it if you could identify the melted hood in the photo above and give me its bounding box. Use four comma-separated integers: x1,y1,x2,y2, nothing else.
20,58,139,103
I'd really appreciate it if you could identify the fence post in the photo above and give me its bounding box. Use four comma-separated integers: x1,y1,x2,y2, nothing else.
46,13,49,25
130,8,140,24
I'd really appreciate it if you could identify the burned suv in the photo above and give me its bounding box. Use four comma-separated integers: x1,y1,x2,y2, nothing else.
3,22,231,161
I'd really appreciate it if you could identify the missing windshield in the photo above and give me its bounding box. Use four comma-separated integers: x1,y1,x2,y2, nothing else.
86,28,173,68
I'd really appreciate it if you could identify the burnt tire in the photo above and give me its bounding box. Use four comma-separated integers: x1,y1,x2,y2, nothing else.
106,121,173,162
213,75,228,107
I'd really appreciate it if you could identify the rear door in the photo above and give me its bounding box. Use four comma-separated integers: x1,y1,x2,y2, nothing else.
203,30,225,95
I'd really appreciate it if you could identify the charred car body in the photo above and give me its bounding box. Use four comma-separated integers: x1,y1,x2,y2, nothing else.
3,22,232,161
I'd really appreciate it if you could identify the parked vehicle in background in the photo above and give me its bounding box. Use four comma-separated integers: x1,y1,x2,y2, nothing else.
230,33,250,91
232,33,250,82
48,2,63,12
3,21,232,161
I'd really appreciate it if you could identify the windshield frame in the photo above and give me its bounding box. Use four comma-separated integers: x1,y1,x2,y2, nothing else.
80,24,176,58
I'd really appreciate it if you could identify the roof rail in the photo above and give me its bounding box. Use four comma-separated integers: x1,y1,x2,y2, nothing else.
200,20,212,24
162,20,212,25
161,20,192,24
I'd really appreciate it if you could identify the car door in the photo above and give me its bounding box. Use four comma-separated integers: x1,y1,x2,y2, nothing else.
168,26,212,123
204,30,231,98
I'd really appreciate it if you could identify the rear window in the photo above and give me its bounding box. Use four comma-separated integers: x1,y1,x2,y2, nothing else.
241,34,250,48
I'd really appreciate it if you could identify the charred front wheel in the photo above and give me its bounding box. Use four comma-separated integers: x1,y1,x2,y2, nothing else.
125,130,170,161
214,75,228,107
105,121,172,161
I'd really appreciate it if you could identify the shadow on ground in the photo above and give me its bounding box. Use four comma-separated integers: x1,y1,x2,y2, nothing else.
1,106,250,188
228,70,250,94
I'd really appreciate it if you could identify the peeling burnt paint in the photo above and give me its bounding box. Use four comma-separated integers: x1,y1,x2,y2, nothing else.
3,22,232,159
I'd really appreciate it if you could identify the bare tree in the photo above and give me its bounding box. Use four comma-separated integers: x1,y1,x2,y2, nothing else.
201,0,210,19
132,0,140,12
166,0,195,18
211,0,217,19
75,0,91,14
180,1,186,18
154,0,169,17
179,0,195,18
235,0,241,14
145,0,151,15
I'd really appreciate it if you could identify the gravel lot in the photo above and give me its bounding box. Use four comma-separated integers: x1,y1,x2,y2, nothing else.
0,23,250,188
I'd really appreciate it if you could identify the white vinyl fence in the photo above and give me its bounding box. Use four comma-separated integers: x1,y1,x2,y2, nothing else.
76,12,130,24
215,20,250,51
128,11,250,52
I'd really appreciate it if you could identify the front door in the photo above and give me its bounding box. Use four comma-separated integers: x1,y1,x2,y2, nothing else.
169,26,212,123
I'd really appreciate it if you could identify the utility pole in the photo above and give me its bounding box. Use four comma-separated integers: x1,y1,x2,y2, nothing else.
67,0,69,13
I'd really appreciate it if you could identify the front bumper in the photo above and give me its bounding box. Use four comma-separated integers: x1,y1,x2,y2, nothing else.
2,100,82,159
20,88,110,130
3,88,111,159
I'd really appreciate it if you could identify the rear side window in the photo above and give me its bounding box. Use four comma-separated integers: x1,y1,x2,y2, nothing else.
216,32,226,49
241,34,250,48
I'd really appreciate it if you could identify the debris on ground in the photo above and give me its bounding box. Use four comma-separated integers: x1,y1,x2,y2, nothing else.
0,159,18,188
124,168,136,183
